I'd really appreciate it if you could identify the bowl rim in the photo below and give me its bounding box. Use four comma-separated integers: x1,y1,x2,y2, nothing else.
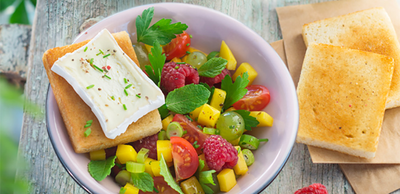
46,2,299,194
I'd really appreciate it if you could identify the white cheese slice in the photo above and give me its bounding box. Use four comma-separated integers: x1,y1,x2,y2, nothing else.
51,29,165,139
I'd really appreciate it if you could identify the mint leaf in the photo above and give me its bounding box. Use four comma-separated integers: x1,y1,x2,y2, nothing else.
199,170,216,194
206,51,219,61
198,58,227,78
145,40,166,86
221,72,250,109
166,84,210,114
88,156,116,181
136,7,188,45
131,172,154,192
159,155,184,194
199,83,215,104
158,104,169,120
233,110,259,131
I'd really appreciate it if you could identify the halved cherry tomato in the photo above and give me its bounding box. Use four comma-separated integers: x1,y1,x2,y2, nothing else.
170,136,199,181
164,31,191,60
139,176,179,194
232,85,270,111
172,114,209,154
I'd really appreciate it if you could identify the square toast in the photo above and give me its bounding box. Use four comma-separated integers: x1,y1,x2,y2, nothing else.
43,31,162,153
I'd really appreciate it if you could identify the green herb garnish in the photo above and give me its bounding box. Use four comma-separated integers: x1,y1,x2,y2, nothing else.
89,58,94,65
175,62,185,64
145,40,166,86
159,155,184,194
111,96,115,100
165,84,210,114
193,141,200,149
124,78,128,83
136,7,188,45
198,57,227,78
189,34,193,38
84,46,88,52
84,123,92,128
221,72,249,109
158,104,169,120
206,51,219,61
186,43,190,46
104,75,111,80
103,54,111,58
86,120,93,124
84,128,91,137
185,115,193,122
174,66,179,69
93,64,104,72
186,51,191,54
86,84,95,89
124,89,128,96
88,156,116,181
233,110,259,131
119,187,126,194
97,49,104,56
123,104,127,110
130,172,154,192
136,94,141,98
125,84,133,89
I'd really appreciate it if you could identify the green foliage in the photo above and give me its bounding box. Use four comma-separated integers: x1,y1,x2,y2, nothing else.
1,0,36,25
166,84,211,114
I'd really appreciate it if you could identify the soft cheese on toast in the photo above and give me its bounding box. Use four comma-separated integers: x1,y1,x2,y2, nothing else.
43,31,163,153
296,43,394,159
302,7,400,109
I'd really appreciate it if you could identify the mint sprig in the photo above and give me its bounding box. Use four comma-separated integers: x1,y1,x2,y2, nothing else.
145,40,166,86
198,58,227,78
166,84,211,114
159,155,184,194
233,110,259,131
221,72,250,109
88,156,116,181
136,7,188,45
131,172,154,192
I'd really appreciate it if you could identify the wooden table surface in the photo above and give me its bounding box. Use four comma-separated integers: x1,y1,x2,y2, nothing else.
16,0,400,193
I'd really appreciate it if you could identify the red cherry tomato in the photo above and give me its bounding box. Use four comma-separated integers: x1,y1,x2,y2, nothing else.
172,114,209,154
232,85,270,111
139,177,179,194
170,136,199,181
164,31,191,60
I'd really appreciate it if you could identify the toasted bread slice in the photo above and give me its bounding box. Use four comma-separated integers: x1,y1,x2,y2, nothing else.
43,31,162,153
296,43,394,159
302,7,400,109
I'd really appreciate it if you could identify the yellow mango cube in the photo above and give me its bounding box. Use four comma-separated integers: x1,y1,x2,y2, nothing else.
234,146,248,175
197,104,220,127
150,161,161,176
122,183,139,194
144,158,156,177
219,41,237,70
157,140,172,162
210,88,226,111
189,104,205,120
89,149,106,161
233,62,258,86
250,111,273,127
229,138,240,146
162,114,174,131
116,144,137,164
217,169,237,192
182,47,206,62
171,57,182,63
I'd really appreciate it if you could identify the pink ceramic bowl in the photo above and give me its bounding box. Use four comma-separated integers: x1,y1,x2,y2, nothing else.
46,3,299,193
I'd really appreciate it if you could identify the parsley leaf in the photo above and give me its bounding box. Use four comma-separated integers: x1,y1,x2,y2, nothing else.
199,170,216,194
233,110,259,131
131,172,154,192
198,58,227,77
221,72,250,109
136,7,188,45
88,156,116,181
166,84,210,114
159,155,184,194
145,40,166,86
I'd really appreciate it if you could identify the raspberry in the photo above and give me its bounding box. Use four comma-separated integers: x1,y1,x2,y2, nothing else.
200,68,230,87
203,135,238,172
161,62,199,93
130,134,158,160
294,183,328,194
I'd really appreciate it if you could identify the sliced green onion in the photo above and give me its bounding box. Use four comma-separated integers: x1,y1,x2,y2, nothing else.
103,53,111,58
136,148,149,163
124,89,128,96
203,127,216,135
158,130,168,140
115,170,131,187
238,134,268,150
84,123,92,128
126,161,145,173
167,122,184,139
241,149,255,166
125,84,133,89
124,78,128,83
84,47,88,52
123,104,127,110
84,128,91,137
104,75,111,79
86,84,95,89
136,94,141,98
93,64,104,72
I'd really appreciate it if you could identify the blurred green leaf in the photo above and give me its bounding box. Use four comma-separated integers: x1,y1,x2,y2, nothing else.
0,0,16,12
30,0,36,7
9,0,29,25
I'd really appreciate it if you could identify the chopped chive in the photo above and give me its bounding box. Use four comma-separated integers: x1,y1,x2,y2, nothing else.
259,138,269,142
84,128,91,137
93,64,104,72
124,89,128,96
176,62,185,64
104,75,111,79
124,78,128,83
86,84,95,89
174,66,179,69
136,94,141,98
185,115,193,122
86,120,93,124
84,46,88,52
84,123,91,128
90,58,94,65
189,34,193,38
186,43,190,46
103,53,111,58
111,96,115,100
97,49,104,56
186,51,191,54
125,84,133,89
123,104,127,110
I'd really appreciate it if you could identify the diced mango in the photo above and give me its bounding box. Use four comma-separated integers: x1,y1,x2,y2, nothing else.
144,158,156,177
162,114,174,131
144,44,164,54
197,104,220,127
210,88,226,111
180,176,205,194
229,138,240,146
189,104,206,120
198,153,210,171
234,146,248,175
182,47,206,62
217,169,237,192
233,62,258,86
171,57,182,63
157,140,172,163
250,111,273,127
116,144,137,164
89,149,106,161
219,41,237,70
150,161,161,176
225,107,236,112
122,183,139,194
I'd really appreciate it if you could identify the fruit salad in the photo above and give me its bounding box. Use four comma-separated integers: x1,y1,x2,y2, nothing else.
86,7,273,194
